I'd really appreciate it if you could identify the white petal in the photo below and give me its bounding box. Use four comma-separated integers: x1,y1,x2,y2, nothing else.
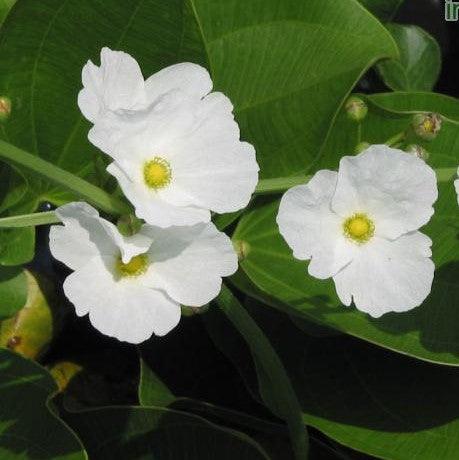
332,145,438,239
333,232,434,317
78,47,146,125
87,108,150,156
49,202,118,271
165,93,259,212
141,222,238,306
89,89,197,159
277,170,354,279
107,162,210,227
63,255,116,316
64,256,181,343
145,62,212,102
78,60,102,122
88,286,180,343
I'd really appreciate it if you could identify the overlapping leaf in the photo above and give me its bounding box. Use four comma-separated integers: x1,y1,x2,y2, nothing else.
0,348,86,459
63,405,271,459
377,24,441,91
0,264,25,319
209,300,459,460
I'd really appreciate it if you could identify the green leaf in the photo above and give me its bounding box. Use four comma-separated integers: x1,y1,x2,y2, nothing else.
63,405,270,459
358,0,404,20
200,0,397,179
139,323,294,459
0,0,15,26
0,0,396,261
211,285,309,460
233,91,459,366
376,24,441,91
0,195,36,265
0,348,86,459
0,265,26,320
0,0,397,186
0,164,27,214
139,359,176,407
368,91,459,121
212,300,459,460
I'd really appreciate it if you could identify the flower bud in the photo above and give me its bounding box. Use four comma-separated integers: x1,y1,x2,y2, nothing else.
0,96,11,122
117,214,143,236
406,144,430,161
232,239,250,261
411,113,442,141
355,142,370,154
345,96,368,122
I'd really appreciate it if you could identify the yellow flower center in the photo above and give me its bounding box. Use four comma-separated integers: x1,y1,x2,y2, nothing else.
143,157,171,189
116,254,149,278
423,118,434,133
343,213,375,244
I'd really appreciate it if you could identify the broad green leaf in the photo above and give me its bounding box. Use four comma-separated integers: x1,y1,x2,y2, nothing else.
212,285,308,460
139,323,294,459
0,265,25,319
369,91,459,121
0,0,396,260
358,0,404,20
0,195,36,265
63,405,270,459
193,0,397,179
233,91,459,365
139,357,290,458
0,226,34,265
0,0,398,185
0,0,15,25
0,348,86,459
211,300,459,460
376,24,441,91
0,164,27,214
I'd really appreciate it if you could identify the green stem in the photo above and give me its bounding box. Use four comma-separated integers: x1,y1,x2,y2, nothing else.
215,285,309,460
384,131,406,146
255,167,457,195
0,211,59,228
0,139,130,215
255,175,312,195
0,168,456,229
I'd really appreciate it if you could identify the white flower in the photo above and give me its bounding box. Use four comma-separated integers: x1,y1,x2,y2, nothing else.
277,145,438,318
49,202,238,343
78,47,259,228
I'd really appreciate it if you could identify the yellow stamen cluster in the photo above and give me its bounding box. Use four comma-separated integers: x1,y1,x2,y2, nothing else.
143,157,172,190
116,254,149,278
422,118,434,133
343,213,375,244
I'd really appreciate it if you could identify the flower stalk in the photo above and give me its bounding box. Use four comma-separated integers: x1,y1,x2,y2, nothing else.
1,167,456,229
0,139,130,216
